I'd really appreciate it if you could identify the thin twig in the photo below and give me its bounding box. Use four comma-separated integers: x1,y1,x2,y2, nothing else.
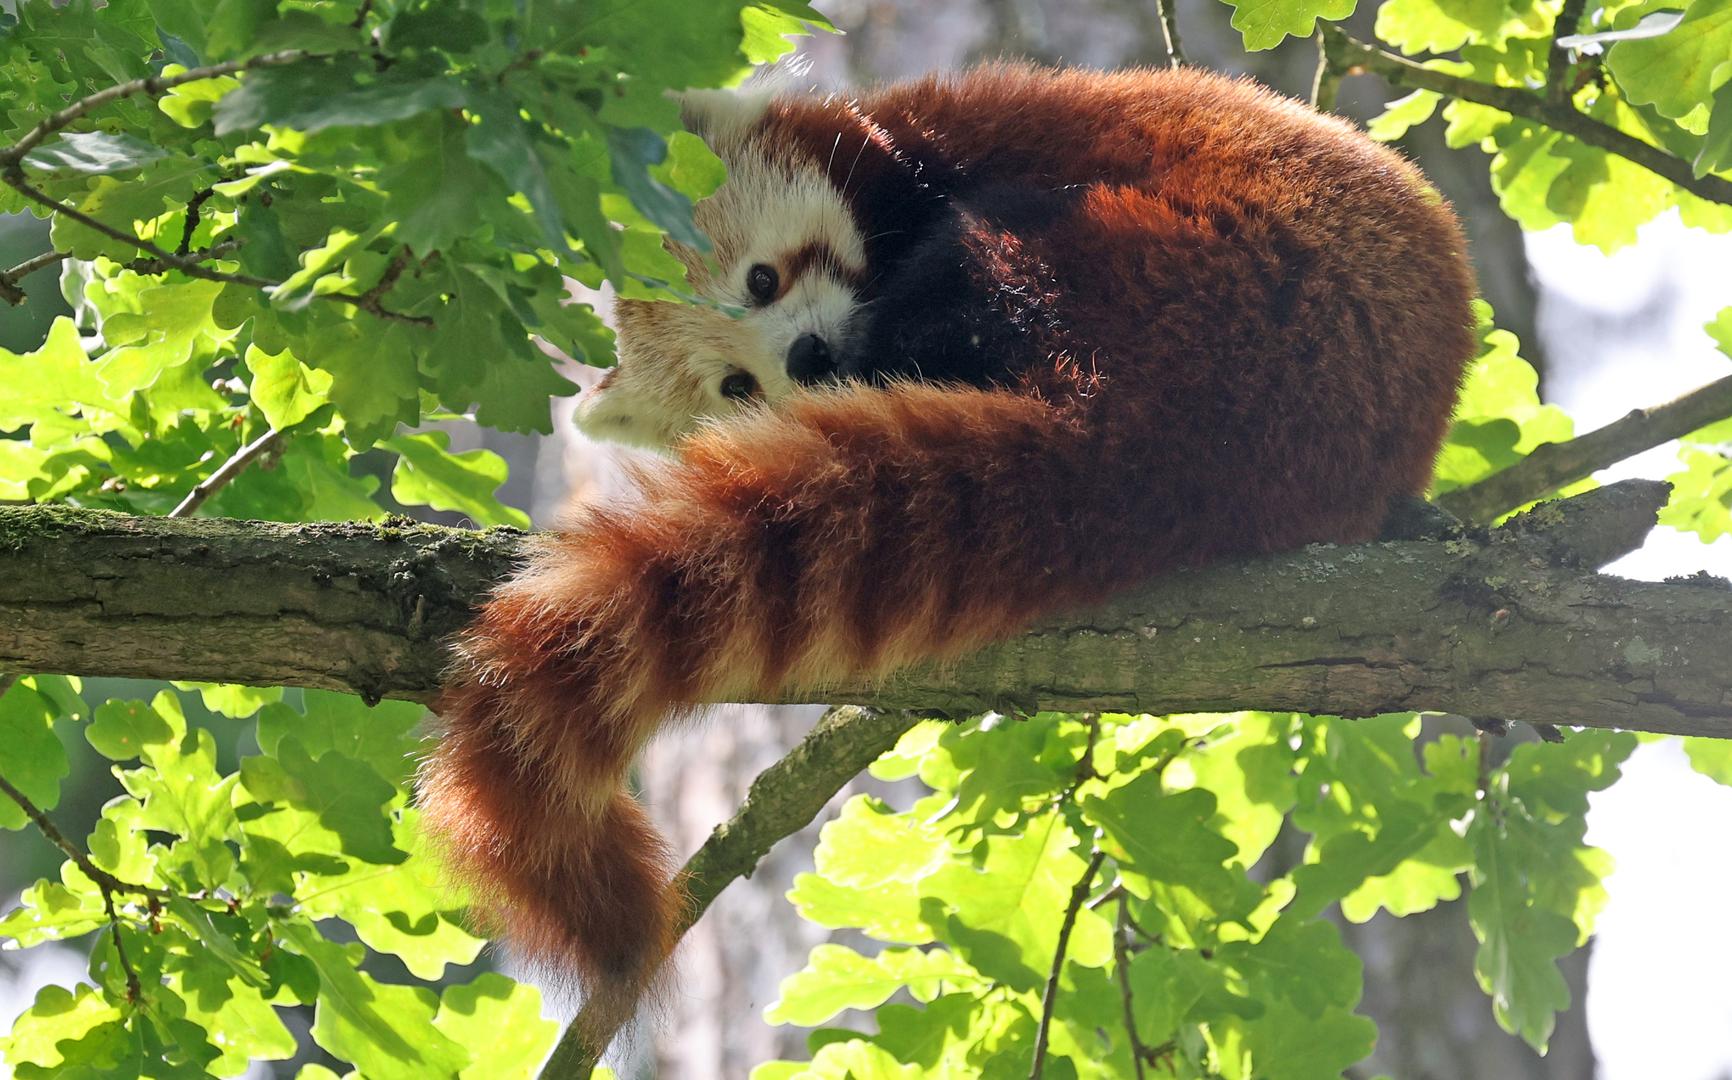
170,429,286,518
1030,847,1108,1079
1547,0,1589,105
3,172,433,326
1438,371,1732,523
0,50,320,169
1311,31,1342,112
0,249,69,304
176,186,221,256
1059,713,1101,803
100,885,143,1002
0,767,170,901
1318,25,1732,206
1152,0,1183,67
122,240,243,278
6,170,274,286
1113,895,1150,1080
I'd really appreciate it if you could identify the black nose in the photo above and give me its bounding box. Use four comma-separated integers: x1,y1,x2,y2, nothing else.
786,333,835,384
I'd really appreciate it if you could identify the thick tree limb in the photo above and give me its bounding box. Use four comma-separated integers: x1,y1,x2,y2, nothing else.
2,481,1729,737
1439,372,1732,522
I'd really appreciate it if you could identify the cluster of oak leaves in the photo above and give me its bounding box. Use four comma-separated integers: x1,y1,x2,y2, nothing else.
1,0,1731,1076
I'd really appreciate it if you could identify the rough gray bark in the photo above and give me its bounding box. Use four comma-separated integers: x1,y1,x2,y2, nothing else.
1,480,1727,740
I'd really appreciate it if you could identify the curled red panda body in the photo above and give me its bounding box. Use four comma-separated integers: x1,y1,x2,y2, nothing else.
419,64,1477,1020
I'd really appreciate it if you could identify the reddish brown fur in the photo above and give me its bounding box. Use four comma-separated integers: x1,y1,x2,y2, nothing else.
420,64,1476,1010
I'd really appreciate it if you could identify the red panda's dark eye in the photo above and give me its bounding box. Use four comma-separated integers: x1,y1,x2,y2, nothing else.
746,264,779,304
719,370,759,401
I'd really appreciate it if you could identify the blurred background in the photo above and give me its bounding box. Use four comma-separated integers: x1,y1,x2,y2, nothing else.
4,1,1731,1077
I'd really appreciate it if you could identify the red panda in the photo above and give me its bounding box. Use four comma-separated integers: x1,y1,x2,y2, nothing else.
419,64,1477,1022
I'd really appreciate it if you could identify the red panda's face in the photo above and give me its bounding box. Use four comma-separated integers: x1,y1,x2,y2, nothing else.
575,89,869,451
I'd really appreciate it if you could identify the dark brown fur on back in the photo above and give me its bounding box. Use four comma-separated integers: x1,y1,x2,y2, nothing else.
419,64,1477,1018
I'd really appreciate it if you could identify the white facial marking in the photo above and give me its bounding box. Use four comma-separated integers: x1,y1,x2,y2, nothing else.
574,87,869,451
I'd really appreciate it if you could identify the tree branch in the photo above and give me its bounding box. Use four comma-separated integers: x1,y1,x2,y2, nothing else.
1546,0,1589,105
1318,25,1732,207
2,172,432,326
2,480,1728,737
170,429,286,518
1439,372,1732,522
539,705,920,1078
0,249,69,305
0,50,321,169
1153,0,1183,68
1031,848,1108,1079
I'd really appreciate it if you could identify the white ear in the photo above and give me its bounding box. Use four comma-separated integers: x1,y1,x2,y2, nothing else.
678,86,777,142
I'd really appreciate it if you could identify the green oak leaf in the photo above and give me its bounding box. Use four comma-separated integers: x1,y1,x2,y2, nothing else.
787,870,935,946
1368,89,1442,142
1221,0,1357,50
0,984,121,1074
167,943,298,1076
814,794,950,890
433,974,559,1080
246,345,334,431
1227,1000,1378,1080
766,945,986,1026
384,430,532,528
1375,0,1512,54
1607,0,1732,119
1685,736,1732,785
1659,447,1732,541
606,126,708,250
255,690,426,789
86,692,185,761
294,809,484,979
464,86,572,255
919,816,1112,992
0,678,71,829
1707,305,1732,356
0,879,105,948
169,683,284,720
0,317,104,433
1215,917,1362,1019
1468,817,1579,1051
1434,302,1574,495
279,920,470,1080
1696,73,1732,177
212,58,467,136
116,727,241,885
867,994,983,1072
239,738,406,866
1082,777,1245,913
